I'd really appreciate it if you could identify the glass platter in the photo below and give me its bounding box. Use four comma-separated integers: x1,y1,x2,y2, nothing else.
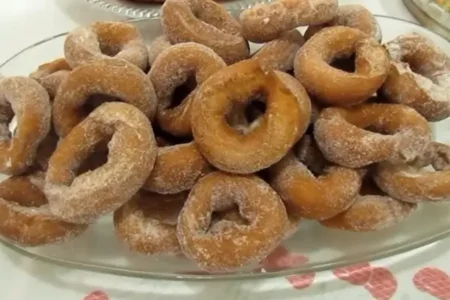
84,0,271,19
404,0,450,40
1,15,450,281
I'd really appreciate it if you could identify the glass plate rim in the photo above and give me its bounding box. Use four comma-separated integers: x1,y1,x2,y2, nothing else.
84,0,272,19
1,14,449,281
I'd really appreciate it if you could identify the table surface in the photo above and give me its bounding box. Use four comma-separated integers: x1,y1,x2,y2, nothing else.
1,0,450,299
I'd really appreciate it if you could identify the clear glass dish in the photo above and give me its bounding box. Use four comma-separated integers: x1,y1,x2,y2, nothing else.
84,0,270,19
1,15,450,281
404,0,450,40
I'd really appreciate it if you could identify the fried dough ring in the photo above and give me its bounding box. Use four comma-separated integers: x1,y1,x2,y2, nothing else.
45,102,157,224
294,26,390,106
0,77,51,175
177,171,288,272
161,0,249,64
314,103,431,168
191,60,311,174
30,58,71,99
64,21,148,70
0,173,87,246
53,58,157,137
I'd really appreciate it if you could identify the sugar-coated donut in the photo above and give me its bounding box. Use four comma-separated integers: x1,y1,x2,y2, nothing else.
252,30,305,72
321,179,417,231
192,60,311,174
0,77,51,175
147,35,172,66
177,171,289,272
114,191,187,255
161,0,249,64
381,33,450,121
30,58,71,99
305,5,381,42
293,134,328,174
270,151,362,220
314,103,431,168
64,21,148,70
374,157,450,202
53,58,157,137
143,142,211,194
45,102,157,224
0,173,87,246
294,26,390,106
149,43,226,136
412,142,450,171
240,0,338,43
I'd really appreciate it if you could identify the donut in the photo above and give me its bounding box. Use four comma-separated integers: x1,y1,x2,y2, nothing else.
53,58,157,137
161,0,249,64
239,0,338,43
411,142,450,171
0,173,87,246
314,103,431,168
381,33,450,121
0,76,51,175
321,179,417,231
374,155,450,202
293,134,328,174
45,102,157,224
191,59,311,174
64,21,148,70
114,191,187,255
143,141,211,194
294,26,390,106
149,43,226,136
304,5,381,42
177,171,289,272
148,35,172,66
270,149,362,220
252,30,305,72
30,58,71,99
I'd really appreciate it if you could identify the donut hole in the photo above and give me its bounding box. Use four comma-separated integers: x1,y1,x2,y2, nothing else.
99,43,121,58
329,54,356,73
169,75,197,109
226,93,267,134
0,103,15,140
208,205,250,234
153,125,193,146
84,94,123,114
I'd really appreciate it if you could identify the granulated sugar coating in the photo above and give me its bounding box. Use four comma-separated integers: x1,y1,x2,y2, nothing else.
0,76,51,175
177,172,288,272
64,21,149,70
240,0,338,43
382,33,450,121
147,35,172,66
45,102,157,224
29,58,71,99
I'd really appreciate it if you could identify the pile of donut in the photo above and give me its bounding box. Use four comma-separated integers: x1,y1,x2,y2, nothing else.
0,0,450,273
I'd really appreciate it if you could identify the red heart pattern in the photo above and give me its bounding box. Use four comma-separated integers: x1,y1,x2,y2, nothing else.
413,267,450,300
287,273,316,290
364,267,398,300
332,262,373,286
83,290,109,300
260,246,308,271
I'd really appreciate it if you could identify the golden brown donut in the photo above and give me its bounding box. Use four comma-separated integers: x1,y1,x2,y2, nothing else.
0,173,87,246
381,33,450,121
270,150,362,220
30,58,71,99
374,153,450,202
53,58,157,137
240,0,338,43
161,0,249,64
147,35,172,66
143,142,211,194
294,26,390,106
314,103,432,168
45,102,157,224
114,191,187,255
304,5,381,42
64,21,148,70
411,142,450,171
177,171,289,272
321,179,417,231
0,77,51,175
149,43,226,136
191,60,311,174
252,30,305,72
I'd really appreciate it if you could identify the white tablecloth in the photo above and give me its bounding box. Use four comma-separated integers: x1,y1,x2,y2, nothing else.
1,0,450,299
